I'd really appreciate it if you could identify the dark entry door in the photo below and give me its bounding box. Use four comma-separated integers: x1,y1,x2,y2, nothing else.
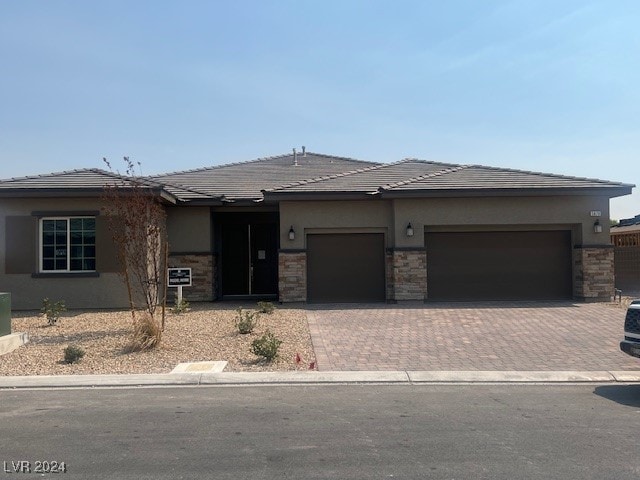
221,223,278,296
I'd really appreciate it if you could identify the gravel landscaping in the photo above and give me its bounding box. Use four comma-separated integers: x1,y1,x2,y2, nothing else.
0,303,316,376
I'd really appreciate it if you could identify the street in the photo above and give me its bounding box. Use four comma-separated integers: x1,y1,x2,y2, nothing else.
1,384,639,479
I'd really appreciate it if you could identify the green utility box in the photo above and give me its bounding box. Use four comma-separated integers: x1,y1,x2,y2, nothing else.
0,292,11,337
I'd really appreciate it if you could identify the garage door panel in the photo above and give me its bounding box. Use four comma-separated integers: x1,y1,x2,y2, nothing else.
426,231,572,301
307,234,385,303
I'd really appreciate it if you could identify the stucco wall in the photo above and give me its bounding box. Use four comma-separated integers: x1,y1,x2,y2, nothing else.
0,198,130,309
279,200,393,249
392,195,611,248
280,195,612,249
166,206,212,253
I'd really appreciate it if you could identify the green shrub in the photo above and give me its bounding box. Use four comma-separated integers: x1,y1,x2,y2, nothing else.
256,301,275,314
171,298,190,315
41,298,66,326
251,331,282,362
235,308,258,334
64,345,85,364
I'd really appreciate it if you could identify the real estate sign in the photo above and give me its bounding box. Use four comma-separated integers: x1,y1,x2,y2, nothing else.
168,268,192,287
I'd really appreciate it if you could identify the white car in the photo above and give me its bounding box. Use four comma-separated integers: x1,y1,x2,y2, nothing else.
620,300,640,358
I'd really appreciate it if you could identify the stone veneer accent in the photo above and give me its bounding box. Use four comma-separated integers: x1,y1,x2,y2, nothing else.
168,253,215,302
385,251,395,301
573,246,614,302
279,251,307,302
390,248,427,302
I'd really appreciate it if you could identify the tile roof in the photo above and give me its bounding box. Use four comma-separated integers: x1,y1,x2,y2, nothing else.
265,159,633,196
382,161,630,191
0,154,633,203
265,160,460,193
148,152,378,201
0,168,211,202
0,168,129,190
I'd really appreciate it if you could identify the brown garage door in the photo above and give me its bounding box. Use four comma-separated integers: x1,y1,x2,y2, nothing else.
307,233,385,303
425,231,572,301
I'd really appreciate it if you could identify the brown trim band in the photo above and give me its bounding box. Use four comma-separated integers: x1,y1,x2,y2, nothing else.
386,247,427,253
32,272,101,278
573,244,614,249
32,210,101,217
279,249,307,253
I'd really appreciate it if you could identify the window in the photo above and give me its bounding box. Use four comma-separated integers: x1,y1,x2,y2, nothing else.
40,217,96,272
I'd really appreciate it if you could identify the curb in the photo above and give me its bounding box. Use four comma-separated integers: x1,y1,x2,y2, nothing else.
0,370,639,389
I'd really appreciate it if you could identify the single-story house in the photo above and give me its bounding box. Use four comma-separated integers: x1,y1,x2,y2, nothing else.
611,215,640,247
0,150,634,309
611,214,640,294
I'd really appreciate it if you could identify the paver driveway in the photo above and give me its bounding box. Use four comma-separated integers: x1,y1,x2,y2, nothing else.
306,302,640,371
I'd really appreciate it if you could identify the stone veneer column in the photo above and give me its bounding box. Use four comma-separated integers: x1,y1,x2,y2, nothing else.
391,248,427,302
168,253,215,302
385,251,395,301
279,251,307,302
573,246,614,302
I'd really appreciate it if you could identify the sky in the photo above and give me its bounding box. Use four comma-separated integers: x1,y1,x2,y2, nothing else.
0,0,638,219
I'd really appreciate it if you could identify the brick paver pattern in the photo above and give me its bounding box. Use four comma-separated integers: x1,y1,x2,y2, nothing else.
306,302,640,371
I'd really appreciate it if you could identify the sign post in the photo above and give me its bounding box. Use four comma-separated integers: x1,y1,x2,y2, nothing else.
167,268,192,304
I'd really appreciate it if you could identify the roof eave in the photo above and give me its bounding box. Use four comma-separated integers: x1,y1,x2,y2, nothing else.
262,191,380,202
378,186,634,199
0,187,180,204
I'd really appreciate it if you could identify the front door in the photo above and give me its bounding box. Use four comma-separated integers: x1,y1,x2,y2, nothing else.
220,221,278,297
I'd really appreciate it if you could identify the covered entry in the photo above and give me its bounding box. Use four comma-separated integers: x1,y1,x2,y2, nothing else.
425,230,572,301
307,233,385,303
217,213,279,298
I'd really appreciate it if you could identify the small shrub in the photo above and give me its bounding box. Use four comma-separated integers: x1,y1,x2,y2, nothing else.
126,313,162,352
41,298,66,326
171,298,190,315
64,345,85,364
251,330,282,362
235,307,258,334
256,301,275,314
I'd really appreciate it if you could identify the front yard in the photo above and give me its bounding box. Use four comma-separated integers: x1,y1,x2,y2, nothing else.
0,303,316,375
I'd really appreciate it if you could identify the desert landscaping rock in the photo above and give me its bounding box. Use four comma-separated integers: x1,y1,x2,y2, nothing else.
0,303,316,375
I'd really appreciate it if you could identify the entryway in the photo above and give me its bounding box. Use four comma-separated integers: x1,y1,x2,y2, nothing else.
217,213,278,298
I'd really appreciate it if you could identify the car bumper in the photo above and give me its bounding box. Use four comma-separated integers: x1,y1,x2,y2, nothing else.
620,340,640,359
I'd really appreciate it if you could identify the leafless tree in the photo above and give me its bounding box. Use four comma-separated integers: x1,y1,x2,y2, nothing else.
102,157,168,348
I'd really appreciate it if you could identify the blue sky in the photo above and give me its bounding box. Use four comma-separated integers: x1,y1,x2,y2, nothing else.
1,0,638,218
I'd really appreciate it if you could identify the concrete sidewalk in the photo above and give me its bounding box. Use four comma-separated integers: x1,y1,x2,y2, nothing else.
1,370,640,389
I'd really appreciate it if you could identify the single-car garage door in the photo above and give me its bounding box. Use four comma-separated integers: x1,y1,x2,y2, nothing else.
425,230,572,301
307,233,385,303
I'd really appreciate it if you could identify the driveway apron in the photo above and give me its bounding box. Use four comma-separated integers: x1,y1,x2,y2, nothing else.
305,302,639,371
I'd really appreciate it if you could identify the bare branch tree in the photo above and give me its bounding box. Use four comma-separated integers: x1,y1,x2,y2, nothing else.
102,157,168,348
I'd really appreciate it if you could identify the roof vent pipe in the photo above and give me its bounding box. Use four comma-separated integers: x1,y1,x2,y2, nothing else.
293,148,298,166
302,146,306,156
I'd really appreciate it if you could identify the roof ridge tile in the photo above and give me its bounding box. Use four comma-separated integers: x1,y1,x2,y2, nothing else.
381,164,470,190
149,151,378,178
265,159,406,192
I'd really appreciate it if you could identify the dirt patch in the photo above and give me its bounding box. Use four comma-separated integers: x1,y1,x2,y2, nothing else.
0,303,316,375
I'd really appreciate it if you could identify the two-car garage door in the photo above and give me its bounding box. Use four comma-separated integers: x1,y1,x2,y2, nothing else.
425,230,573,301
305,230,573,303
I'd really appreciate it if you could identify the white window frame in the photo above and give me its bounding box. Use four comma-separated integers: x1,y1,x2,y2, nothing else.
39,216,96,273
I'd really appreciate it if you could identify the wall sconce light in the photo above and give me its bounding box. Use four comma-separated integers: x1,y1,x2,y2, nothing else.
406,222,414,237
593,220,602,233
288,225,295,241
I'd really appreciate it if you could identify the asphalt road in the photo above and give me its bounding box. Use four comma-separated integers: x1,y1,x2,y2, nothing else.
1,384,639,479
